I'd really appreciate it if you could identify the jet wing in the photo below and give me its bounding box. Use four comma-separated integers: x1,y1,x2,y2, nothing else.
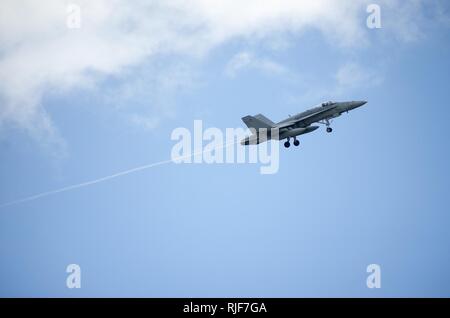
277,106,337,129
277,120,298,129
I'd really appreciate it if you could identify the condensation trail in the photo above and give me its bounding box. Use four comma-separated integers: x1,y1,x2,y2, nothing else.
0,141,237,209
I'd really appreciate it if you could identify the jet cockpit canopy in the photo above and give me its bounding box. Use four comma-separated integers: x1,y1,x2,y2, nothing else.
321,101,336,107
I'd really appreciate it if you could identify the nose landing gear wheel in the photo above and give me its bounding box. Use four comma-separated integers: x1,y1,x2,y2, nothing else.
326,127,333,133
284,141,291,148
293,139,300,146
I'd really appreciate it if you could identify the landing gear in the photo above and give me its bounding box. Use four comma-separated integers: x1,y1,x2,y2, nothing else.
284,137,291,148
325,118,333,133
318,118,333,133
284,137,299,148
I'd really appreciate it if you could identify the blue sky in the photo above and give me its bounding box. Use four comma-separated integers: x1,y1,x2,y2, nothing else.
1,1,450,297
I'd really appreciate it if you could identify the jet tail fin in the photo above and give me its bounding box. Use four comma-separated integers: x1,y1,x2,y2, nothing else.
254,114,275,127
241,114,275,130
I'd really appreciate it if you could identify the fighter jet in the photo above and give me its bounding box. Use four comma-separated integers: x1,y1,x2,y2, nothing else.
241,100,367,148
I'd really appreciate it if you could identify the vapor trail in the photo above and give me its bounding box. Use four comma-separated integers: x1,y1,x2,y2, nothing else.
0,141,237,209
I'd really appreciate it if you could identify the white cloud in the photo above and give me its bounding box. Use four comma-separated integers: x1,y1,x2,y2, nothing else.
0,0,438,150
284,61,385,108
225,52,288,78
129,114,161,131
335,62,383,89
106,61,200,131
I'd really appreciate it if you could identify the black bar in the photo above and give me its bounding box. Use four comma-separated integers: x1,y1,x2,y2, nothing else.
1,298,449,315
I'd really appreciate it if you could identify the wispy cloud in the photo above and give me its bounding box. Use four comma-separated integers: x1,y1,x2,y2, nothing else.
0,0,442,150
225,52,288,78
104,61,201,131
335,62,384,89
285,61,384,108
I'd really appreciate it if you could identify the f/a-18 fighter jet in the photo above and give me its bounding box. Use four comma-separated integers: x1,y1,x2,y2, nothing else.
241,100,367,148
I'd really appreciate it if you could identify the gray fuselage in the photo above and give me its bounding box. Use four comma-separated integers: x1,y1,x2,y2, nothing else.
241,100,367,145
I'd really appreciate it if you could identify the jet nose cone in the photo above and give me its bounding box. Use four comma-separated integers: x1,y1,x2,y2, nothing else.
356,100,367,107
351,100,367,109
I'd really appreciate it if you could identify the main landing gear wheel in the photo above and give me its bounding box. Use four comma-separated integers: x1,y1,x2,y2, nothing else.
326,127,333,133
284,141,291,148
293,139,300,146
